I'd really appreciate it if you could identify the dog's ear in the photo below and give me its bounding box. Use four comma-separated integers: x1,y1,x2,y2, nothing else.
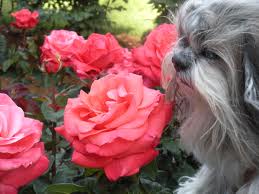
243,38,259,126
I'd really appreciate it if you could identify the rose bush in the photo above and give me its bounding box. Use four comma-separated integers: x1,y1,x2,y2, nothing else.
0,1,198,192
11,9,39,29
0,93,49,194
132,24,177,87
55,73,172,181
40,30,86,73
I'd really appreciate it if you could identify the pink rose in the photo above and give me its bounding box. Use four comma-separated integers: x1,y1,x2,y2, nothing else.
70,33,124,79
0,93,49,194
107,49,136,75
11,9,39,29
132,24,177,87
40,30,86,73
55,73,172,181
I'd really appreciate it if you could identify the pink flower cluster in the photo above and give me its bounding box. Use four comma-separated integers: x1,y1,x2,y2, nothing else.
0,94,49,194
40,24,177,88
40,24,177,181
40,31,124,78
5,12,177,184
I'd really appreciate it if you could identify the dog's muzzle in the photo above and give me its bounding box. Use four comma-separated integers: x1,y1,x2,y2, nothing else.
172,48,193,72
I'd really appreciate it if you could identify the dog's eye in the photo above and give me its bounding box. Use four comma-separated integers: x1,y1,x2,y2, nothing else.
181,37,189,47
201,49,219,60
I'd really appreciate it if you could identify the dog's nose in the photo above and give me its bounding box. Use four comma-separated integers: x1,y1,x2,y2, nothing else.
172,54,189,72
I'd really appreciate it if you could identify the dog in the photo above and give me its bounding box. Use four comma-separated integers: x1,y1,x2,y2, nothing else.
162,0,259,193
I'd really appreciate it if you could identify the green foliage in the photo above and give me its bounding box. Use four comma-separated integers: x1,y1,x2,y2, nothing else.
150,0,184,24
46,183,87,194
100,0,159,36
41,102,64,122
0,34,6,61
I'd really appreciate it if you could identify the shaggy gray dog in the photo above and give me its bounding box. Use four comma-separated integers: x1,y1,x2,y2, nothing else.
162,0,259,193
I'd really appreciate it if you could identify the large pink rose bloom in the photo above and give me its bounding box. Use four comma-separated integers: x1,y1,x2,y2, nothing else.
0,94,49,194
40,30,86,73
70,33,124,79
56,73,172,181
11,9,39,29
132,24,178,87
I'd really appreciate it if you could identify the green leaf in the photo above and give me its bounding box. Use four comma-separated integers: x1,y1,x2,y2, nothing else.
174,162,196,178
20,60,31,73
140,160,158,180
161,137,181,155
33,179,49,194
2,59,15,72
140,178,173,194
46,183,87,194
55,95,68,107
84,168,102,177
53,163,83,184
17,50,28,60
43,74,51,88
0,34,6,61
51,12,69,29
41,102,64,122
27,38,38,55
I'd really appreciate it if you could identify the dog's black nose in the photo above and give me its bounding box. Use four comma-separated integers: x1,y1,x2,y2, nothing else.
172,54,189,72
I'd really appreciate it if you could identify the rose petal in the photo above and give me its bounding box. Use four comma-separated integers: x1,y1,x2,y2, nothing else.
72,151,112,168
0,155,49,188
0,184,17,194
0,146,42,171
104,149,158,181
105,95,137,129
88,121,148,146
0,143,49,188
55,125,74,143
85,138,133,157
0,94,16,106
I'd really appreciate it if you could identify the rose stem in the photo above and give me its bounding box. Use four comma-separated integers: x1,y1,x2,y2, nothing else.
51,122,57,178
50,74,57,179
22,29,27,48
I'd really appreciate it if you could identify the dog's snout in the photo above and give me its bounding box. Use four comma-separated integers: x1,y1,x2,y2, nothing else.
172,50,191,72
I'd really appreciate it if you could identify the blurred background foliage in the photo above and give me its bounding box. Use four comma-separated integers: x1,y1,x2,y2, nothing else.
0,0,199,194
0,0,183,38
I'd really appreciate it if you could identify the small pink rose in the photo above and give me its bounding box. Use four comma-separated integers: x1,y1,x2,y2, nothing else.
11,9,39,29
132,24,178,87
40,30,86,73
70,33,124,79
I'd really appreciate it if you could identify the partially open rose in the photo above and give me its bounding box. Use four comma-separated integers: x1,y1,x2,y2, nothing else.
0,93,49,194
11,9,39,29
70,33,124,79
56,73,172,181
132,24,177,87
40,30,86,73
